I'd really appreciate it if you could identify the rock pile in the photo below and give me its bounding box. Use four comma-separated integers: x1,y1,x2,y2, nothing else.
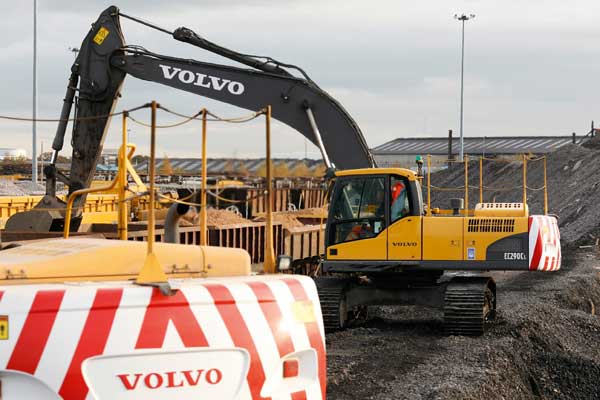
14,181,45,195
0,180,26,196
428,143,600,246
0,180,46,196
180,208,250,226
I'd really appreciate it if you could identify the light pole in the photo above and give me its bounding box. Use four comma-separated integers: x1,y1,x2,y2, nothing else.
454,13,475,161
32,0,38,183
69,47,79,59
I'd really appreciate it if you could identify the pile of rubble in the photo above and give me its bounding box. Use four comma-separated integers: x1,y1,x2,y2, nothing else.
178,206,323,229
429,143,600,246
14,181,45,195
179,208,249,226
0,179,46,196
0,180,26,196
254,213,305,228
327,248,600,399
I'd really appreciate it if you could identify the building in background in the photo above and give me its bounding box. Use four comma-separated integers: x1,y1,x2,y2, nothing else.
371,135,580,170
0,148,27,160
100,148,119,166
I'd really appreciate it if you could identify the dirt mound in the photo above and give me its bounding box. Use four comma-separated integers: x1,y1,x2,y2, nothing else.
428,144,600,246
253,208,327,229
0,180,26,196
253,212,305,228
0,180,46,196
180,208,250,226
14,181,45,195
559,272,600,315
581,135,600,150
179,207,316,229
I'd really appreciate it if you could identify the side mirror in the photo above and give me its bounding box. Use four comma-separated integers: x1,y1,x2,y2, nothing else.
276,255,292,272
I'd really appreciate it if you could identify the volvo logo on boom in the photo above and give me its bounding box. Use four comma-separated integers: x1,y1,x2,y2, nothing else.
159,64,245,95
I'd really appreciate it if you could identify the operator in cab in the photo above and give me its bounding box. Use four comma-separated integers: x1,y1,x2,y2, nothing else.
344,179,408,241
345,189,386,241
390,179,409,220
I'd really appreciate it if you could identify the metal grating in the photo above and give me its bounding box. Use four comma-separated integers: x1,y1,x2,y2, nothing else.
467,218,515,233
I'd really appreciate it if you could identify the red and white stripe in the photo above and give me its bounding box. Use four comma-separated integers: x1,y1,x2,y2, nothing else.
528,215,561,271
0,275,326,400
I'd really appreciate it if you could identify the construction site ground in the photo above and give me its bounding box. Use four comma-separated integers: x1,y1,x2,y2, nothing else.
3,143,600,398
326,248,600,399
327,143,600,399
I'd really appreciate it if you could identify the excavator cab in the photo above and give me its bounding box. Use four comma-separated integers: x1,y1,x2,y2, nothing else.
318,167,560,335
325,168,423,266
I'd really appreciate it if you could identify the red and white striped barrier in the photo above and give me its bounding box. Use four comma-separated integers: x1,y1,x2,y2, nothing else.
528,215,561,271
0,275,325,400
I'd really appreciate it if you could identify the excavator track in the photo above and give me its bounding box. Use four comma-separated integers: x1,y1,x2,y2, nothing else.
314,277,351,333
443,277,496,336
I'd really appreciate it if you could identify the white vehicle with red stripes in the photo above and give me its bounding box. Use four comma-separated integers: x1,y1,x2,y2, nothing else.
0,238,326,399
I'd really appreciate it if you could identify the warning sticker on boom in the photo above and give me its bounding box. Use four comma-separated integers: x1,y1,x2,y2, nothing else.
93,27,110,45
0,316,8,340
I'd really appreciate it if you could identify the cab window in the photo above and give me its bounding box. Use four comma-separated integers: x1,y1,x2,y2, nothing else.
390,176,411,223
330,176,386,244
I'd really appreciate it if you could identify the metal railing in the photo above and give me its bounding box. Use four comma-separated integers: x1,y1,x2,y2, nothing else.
424,153,549,215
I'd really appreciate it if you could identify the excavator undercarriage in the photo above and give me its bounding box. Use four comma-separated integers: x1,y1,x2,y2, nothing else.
316,273,496,336
317,168,559,336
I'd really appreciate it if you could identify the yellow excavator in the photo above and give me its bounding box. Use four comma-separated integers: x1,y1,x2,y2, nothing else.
317,167,560,335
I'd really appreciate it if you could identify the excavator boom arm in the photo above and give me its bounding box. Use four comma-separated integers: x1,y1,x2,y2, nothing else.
6,5,374,232
113,49,373,170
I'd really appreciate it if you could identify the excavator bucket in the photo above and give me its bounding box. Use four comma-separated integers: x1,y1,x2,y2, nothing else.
4,195,81,232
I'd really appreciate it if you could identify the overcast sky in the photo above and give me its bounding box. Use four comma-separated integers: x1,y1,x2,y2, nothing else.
1,1,599,160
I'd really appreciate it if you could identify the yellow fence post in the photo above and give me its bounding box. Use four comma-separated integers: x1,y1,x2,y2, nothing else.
543,156,548,215
148,102,157,256
118,112,128,240
264,105,276,274
64,183,118,238
464,154,469,215
426,154,431,216
523,154,527,206
136,100,168,284
200,108,208,246
479,156,483,204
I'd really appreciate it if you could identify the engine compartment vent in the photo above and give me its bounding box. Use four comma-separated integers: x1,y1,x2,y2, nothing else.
474,202,528,217
467,218,515,233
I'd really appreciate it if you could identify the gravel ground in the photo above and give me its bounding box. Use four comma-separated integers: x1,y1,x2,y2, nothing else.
326,143,600,399
326,248,600,399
